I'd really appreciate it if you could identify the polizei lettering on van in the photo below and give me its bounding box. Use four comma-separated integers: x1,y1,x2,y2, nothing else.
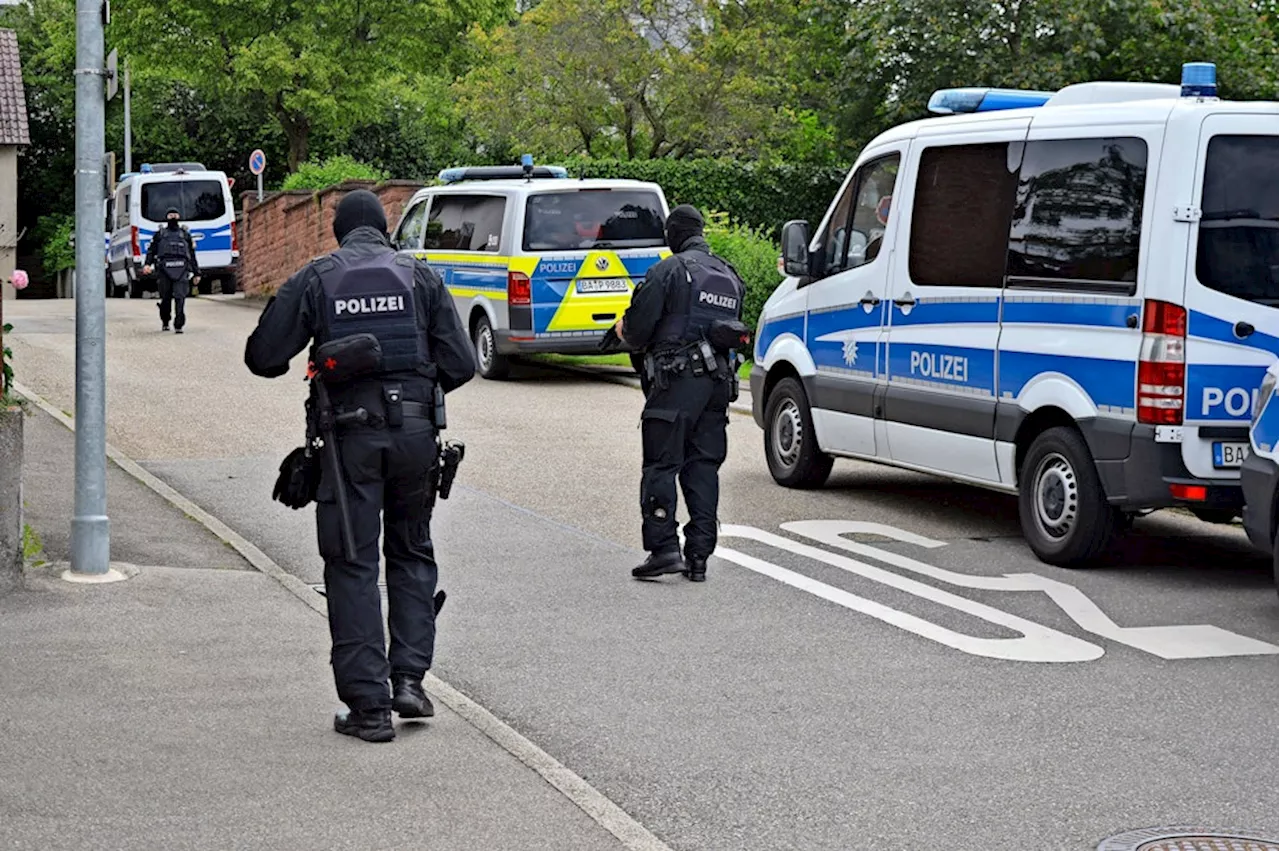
699,291,739,310
910,350,969,383
335,295,408,316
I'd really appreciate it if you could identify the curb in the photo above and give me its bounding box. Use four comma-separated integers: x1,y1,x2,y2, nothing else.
10,380,674,851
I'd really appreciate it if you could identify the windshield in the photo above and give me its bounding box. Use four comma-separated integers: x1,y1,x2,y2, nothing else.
1196,134,1278,306
141,179,228,223
523,189,665,252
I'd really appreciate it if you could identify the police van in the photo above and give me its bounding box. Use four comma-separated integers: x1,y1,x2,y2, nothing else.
391,159,671,379
1241,359,1278,579
107,162,239,299
751,63,1278,567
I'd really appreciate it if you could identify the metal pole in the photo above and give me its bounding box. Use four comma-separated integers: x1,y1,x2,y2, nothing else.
71,0,109,575
257,173,263,203
123,60,131,174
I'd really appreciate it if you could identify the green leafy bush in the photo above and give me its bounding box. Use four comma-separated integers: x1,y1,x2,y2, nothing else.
280,155,390,192
36,214,76,275
703,211,782,335
562,157,846,235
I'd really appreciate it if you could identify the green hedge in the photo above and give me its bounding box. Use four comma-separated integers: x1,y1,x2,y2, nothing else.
703,211,782,336
281,155,390,192
561,157,845,236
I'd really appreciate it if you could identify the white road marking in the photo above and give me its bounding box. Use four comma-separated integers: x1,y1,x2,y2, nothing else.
784,520,1280,660
717,524,1104,663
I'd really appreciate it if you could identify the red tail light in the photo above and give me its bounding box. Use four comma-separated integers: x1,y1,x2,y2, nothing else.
1169,484,1207,502
508,271,531,306
230,221,239,254
1137,299,1186,426
130,225,141,260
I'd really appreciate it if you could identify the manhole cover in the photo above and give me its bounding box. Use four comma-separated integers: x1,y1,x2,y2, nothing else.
1098,827,1278,851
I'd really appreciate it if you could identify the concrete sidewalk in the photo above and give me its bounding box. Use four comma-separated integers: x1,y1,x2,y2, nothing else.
0,407,629,851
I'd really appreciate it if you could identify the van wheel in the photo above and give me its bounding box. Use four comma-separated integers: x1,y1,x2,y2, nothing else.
128,272,144,299
473,315,510,380
1018,426,1117,567
764,377,833,489
196,277,213,295
220,277,237,295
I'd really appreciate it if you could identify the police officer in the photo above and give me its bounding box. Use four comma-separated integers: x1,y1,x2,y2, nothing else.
142,207,200,333
614,205,746,583
244,190,476,742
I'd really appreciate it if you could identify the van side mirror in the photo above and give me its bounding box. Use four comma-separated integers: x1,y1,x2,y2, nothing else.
781,220,812,278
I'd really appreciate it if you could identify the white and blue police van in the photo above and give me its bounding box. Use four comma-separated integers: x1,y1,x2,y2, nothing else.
107,162,239,299
1241,359,1278,580
751,63,1278,567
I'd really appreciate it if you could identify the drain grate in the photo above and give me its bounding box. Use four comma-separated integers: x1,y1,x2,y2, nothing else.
1098,828,1278,851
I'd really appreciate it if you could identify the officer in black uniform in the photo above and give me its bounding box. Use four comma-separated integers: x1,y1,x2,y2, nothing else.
614,205,746,583
142,207,200,333
244,190,476,742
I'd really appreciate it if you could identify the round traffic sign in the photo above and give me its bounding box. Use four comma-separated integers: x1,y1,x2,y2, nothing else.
249,149,266,176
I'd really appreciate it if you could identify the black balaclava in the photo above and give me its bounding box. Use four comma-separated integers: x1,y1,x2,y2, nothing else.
664,204,704,252
165,208,180,229
333,190,387,243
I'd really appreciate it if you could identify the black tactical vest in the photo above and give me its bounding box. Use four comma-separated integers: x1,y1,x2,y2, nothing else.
315,250,426,375
155,227,191,282
653,252,745,348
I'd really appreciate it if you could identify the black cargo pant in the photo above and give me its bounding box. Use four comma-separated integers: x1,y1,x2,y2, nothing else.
316,410,439,712
157,275,189,330
639,371,732,559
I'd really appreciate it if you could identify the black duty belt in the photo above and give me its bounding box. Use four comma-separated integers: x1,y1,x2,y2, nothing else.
333,400,432,429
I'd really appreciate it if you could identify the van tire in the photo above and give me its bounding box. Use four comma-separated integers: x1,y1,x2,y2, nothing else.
1019,426,1117,567
473,315,510,380
764,377,833,489
128,271,144,300
196,277,213,295
220,277,237,295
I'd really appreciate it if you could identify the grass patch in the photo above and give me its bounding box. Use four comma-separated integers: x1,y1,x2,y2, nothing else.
526,353,635,369
22,524,42,562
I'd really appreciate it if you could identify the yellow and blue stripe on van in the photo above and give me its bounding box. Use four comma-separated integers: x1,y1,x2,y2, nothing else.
416,249,670,339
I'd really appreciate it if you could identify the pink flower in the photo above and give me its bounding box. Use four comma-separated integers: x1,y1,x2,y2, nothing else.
9,269,29,290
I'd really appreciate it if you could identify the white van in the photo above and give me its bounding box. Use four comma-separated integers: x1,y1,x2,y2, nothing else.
751,63,1278,567
107,163,239,298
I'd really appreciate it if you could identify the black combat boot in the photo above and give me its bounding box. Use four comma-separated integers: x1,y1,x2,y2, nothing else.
392,674,434,719
684,555,707,583
631,550,685,579
333,707,395,743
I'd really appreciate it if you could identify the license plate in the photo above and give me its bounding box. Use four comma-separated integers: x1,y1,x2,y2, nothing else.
575,278,630,294
1212,441,1250,469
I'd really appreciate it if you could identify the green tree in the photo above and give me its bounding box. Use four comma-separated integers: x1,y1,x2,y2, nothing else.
457,0,831,162
111,0,512,171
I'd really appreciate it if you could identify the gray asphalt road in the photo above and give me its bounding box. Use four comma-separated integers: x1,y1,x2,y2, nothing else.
7,296,1278,850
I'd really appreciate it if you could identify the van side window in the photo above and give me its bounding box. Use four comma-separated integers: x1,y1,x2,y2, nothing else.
116,190,130,229
395,199,429,250
1195,134,1278,306
909,142,1020,288
1007,137,1148,291
423,194,506,252
812,154,901,280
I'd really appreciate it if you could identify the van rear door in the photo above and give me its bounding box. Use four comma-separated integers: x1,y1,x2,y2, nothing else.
1181,114,1279,482
139,176,234,270
522,188,668,336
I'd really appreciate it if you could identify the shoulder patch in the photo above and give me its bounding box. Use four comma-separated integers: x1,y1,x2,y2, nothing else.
310,255,336,272
394,254,415,268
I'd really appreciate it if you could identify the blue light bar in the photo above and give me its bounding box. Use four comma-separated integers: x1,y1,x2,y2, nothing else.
1181,62,1217,98
927,87,1054,115
140,163,153,173
520,153,534,168
437,165,568,184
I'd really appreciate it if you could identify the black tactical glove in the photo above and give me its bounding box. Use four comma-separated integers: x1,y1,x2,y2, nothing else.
598,325,623,353
272,446,321,509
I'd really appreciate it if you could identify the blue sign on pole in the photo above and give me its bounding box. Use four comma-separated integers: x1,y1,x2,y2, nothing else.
249,149,266,175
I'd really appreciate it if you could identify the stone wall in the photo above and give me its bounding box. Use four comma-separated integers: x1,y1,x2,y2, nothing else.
0,405,23,595
237,180,424,298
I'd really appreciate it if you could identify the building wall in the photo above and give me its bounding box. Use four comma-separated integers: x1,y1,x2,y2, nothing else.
238,180,423,299
0,146,16,301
